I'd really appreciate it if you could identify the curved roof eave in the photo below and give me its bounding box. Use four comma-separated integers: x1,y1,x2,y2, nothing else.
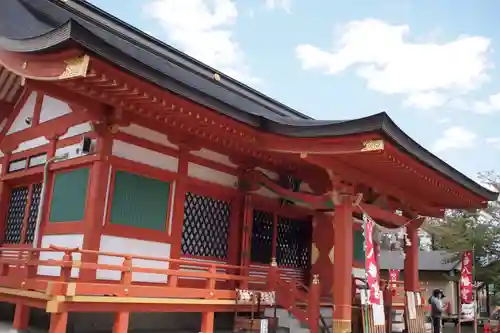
0,1,497,202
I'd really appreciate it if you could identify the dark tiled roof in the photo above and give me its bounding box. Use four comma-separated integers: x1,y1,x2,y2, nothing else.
0,0,497,202
379,250,459,271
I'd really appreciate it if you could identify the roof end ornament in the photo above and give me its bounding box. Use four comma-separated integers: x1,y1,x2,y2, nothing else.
361,139,384,152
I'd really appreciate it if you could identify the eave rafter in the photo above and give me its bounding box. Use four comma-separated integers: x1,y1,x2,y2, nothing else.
0,49,90,82
262,137,385,155
383,144,485,208
239,168,410,226
300,153,444,217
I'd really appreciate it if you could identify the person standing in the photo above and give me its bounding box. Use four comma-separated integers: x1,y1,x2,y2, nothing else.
429,289,445,333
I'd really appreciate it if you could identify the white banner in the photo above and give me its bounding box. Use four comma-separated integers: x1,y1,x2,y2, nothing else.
461,303,475,322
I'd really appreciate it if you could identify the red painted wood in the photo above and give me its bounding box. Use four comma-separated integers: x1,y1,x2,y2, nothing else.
332,199,354,323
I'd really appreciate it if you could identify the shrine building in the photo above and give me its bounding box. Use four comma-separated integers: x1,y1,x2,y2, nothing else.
0,1,497,333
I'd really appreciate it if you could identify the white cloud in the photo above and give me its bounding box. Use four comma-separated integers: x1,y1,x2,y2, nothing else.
265,0,291,13
486,137,500,149
432,126,477,153
295,19,491,109
404,91,447,110
437,117,451,124
472,92,500,114
144,0,258,84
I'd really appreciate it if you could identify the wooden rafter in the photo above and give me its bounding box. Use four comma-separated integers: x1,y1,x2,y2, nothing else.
301,153,444,217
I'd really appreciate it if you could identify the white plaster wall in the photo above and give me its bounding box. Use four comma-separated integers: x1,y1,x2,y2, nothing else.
0,118,8,133
190,149,237,168
28,154,47,167
55,140,97,161
299,182,314,193
97,235,171,283
7,91,36,135
37,234,83,278
255,167,279,180
112,140,179,172
8,159,26,172
119,123,178,149
251,187,280,199
12,136,49,153
179,256,228,282
39,95,72,123
60,122,92,139
352,267,366,278
187,162,237,188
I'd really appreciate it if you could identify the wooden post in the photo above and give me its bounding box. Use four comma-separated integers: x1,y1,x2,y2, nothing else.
308,274,321,333
383,281,393,333
207,265,216,293
268,257,278,290
80,160,109,281
49,312,68,333
113,312,130,333
60,251,73,282
167,149,188,288
200,311,215,333
332,197,354,333
0,160,11,244
239,195,253,289
12,303,30,330
111,256,132,333
404,223,419,291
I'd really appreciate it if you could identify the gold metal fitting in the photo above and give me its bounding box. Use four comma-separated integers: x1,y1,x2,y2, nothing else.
270,257,277,267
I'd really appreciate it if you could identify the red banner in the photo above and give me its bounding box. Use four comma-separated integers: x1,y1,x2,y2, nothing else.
364,213,382,305
460,251,473,304
388,269,400,291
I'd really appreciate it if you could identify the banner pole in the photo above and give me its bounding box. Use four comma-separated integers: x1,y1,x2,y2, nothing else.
473,245,477,333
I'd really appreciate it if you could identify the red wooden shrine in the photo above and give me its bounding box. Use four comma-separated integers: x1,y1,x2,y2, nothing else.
0,1,497,333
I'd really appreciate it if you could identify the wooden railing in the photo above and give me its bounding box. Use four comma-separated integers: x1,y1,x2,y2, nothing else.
0,245,322,331
0,245,272,298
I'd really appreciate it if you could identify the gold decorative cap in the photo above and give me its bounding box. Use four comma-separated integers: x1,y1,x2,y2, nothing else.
312,274,320,284
270,257,277,267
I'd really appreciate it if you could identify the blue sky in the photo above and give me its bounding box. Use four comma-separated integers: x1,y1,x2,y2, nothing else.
90,0,500,182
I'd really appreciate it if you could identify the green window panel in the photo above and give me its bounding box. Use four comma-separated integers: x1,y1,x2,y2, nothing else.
353,229,365,262
49,168,90,222
109,170,171,231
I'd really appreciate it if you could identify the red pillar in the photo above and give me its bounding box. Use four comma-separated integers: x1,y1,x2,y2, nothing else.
80,160,109,281
112,312,130,333
404,222,420,291
49,312,68,333
332,198,353,333
12,303,30,330
200,312,215,333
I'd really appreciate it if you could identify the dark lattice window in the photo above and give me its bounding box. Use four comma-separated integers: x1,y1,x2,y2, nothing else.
181,192,231,259
24,184,42,244
250,210,274,264
4,187,29,244
276,216,312,269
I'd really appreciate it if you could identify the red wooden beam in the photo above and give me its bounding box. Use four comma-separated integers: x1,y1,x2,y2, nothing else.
261,138,384,155
302,153,444,218
384,144,487,206
241,169,411,226
355,203,409,227
26,80,107,121
0,48,87,81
